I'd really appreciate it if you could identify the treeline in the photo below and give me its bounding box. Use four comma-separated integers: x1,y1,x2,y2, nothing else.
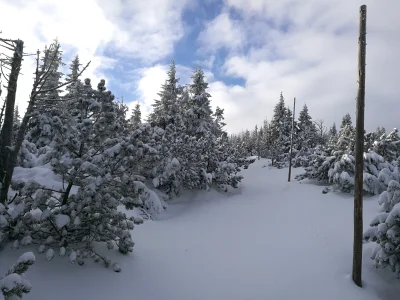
229,92,332,167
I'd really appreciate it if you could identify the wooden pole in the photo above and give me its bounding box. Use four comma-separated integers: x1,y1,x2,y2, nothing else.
288,97,296,182
352,4,367,288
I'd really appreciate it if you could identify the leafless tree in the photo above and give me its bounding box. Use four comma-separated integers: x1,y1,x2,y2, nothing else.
313,118,327,138
0,37,24,204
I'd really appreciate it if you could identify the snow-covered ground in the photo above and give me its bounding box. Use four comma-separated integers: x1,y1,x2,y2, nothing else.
2,158,400,299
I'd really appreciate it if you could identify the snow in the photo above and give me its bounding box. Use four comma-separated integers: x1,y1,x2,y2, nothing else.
0,273,23,292
16,252,35,265
55,214,70,229
45,249,54,261
1,158,400,299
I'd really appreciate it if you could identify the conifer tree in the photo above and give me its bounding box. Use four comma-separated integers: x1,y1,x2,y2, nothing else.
26,40,65,149
148,60,181,129
336,114,355,154
2,79,164,269
187,66,213,137
372,128,400,163
364,168,400,277
270,92,290,166
130,103,142,129
329,123,337,140
297,104,317,149
213,106,226,138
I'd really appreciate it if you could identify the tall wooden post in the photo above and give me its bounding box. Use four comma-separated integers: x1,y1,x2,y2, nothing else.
288,97,296,182
352,4,367,288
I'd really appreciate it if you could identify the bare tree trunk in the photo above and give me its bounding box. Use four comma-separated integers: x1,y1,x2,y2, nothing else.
0,40,23,204
352,4,367,288
288,97,296,182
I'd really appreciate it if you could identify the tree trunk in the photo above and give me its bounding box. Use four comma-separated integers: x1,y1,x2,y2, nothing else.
0,40,23,204
352,4,367,288
288,97,296,182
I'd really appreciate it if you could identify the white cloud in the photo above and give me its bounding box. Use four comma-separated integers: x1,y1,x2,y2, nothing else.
95,0,190,63
0,0,190,118
127,63,200,119
197,12,245,53
199,0,400,133
0,0,116,115
128,65,168,120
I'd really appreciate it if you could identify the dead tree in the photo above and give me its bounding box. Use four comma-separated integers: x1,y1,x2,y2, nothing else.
0,38,24,204
0,41,90,204
313,118,327,138
352,4,367,288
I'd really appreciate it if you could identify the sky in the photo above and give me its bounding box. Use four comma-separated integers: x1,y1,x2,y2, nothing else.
0,0,399,134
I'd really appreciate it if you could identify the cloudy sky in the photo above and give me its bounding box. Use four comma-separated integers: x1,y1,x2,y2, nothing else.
0,0,398,134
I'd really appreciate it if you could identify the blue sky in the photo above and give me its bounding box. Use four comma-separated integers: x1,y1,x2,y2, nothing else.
1,0,399,133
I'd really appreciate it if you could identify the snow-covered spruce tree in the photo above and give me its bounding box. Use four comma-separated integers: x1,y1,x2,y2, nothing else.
372,128,400,163
328,153,356,193
295,145,336,182
292,104,317,167
336,114,355,154
259,118,272,158
310,114,355,188
299,136,392,194
186,66,214,137
25,40,65,151
270,92,289,167
328,123,337,141
297,104,317,150
327,115,357,192
213,106,227,138
148,61,186,195
364,165,400,276
2,79,163,269
129,103,142,130
0,252,35,299
207,107,250,191
187,66,248,190
296,117,347,183
361,152,392,194
154,65,249,194
148,60,181,129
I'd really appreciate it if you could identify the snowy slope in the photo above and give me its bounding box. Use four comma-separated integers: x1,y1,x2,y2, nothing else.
1,158,400,300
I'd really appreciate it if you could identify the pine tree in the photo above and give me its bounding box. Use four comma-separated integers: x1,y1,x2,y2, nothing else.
213,106,226,138
2,79,164,269
148,60,181,129
270,92,290,166
372,128,400,163
341,113,352,129
129,103,142,129
364,166,400,276
329,123,337,141
336,114,355,154
65,55,81,89
26,40,65,149
187,66,213,137
297,104,317,149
